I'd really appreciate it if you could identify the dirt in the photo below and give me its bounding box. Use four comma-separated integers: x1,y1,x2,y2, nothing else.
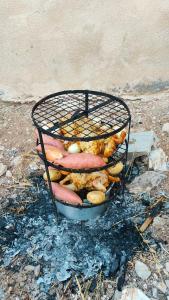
0,90,169,300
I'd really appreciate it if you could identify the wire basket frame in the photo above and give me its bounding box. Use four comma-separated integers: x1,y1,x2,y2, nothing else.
32,90,131,213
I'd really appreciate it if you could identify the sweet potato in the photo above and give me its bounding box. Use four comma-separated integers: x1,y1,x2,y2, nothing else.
37,144,63,161
54,153,106,169
35,129,66,152
51,182,82,205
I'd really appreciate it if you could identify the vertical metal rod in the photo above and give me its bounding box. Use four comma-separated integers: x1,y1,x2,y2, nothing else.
126,118,131,164
37,128,58,218
85,91,89,117
122,119,131,199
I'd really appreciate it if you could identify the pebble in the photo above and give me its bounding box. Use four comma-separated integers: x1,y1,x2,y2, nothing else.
162,122,169,134
34,265,41,277
120,288,150,300
156,281,167,294
24,265,35,272
149,148,168,171
11,156,22,166
114,290,122,300
0,145,4,151
128,171,166,194
166,262,169,272
152,287,157,298
0,163,7,177
165,280,169,289
135,260,151,280
6,170,12,177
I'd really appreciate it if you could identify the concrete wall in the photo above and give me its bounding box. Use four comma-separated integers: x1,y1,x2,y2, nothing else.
1,0,169,100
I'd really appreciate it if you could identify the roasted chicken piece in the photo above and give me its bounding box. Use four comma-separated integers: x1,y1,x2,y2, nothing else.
79,140,104,155
59,171,109,192
103,137,116,157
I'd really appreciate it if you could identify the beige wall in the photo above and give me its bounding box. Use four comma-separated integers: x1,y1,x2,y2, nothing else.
0,0,169,100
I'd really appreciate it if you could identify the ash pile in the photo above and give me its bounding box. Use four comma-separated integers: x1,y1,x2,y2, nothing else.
0,149,168,299
0,166,165,295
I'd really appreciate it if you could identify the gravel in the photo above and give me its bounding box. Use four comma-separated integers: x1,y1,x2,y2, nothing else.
135,261,151,280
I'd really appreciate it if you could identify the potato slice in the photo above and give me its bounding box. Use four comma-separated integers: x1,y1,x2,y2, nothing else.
87,191,106,204
108,161,124,175
43,169,61,181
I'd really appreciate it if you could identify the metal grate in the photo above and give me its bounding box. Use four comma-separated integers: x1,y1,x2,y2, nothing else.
32,90,130,142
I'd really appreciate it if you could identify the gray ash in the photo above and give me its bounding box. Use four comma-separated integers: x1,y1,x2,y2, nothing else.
0,175,146,293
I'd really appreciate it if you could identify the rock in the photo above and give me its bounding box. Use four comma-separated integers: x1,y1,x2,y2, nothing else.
152,287,157,298
162,123,169,134
128,131,156,161
167,297,169,300
0,163,7,177
165,279,169,288
24,265,35,272
6,170,12,177
149,148,168,171
120,288,150,300
11,156,22,167
34,265,41,277
128,171,166,194
135,260,151,280
156,281,167,293
166,262,169,272
0,145,4,151
28,162,39,172
114,290,122,300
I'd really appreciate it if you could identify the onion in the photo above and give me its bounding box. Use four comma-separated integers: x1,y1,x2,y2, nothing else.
68,143,80,153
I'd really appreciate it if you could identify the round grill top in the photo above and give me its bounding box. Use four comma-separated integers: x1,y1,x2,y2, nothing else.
32,90,131,141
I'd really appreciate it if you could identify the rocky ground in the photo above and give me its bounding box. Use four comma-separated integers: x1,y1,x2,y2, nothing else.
0,89,169,300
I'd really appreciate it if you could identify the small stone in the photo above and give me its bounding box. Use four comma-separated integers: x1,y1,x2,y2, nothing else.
162,123,169,134
165,280,169,288
156,282,167,294
120,288,150,300
24,265,35,272
149,148,168,171
28,162,39,171
166,262,169,272
135,260,151,280
152,287,157,298
34,265,40,277
0,145,4,151
114,290,122,300
6,170,12,177
108,284,113,289
167,297,169,300
0,163,7,177
128,171,166,194
11,156,22,166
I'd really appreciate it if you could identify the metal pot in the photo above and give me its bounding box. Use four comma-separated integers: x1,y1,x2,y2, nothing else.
55,183,115,221
55,200,110,220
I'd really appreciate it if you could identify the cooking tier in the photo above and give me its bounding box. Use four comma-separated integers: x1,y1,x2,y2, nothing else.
37,140,127,173
32,90,131,142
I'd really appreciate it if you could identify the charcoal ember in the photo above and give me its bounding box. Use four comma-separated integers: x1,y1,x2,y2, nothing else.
116,251,128,291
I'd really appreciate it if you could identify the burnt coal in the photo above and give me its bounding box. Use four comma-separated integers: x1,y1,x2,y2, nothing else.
0,176,145,293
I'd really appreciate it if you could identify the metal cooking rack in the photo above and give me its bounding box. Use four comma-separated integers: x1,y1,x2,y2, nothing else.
32,90,131,211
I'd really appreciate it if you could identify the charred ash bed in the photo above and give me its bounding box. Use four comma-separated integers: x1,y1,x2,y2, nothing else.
0,166,165,297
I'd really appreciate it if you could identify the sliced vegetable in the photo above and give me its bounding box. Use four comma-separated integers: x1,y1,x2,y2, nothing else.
51,182,82,205
54,153,106,169
37,144,63,161
35,129,66,153
43,168,61,181
108,161,124,175
87,191,106,204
